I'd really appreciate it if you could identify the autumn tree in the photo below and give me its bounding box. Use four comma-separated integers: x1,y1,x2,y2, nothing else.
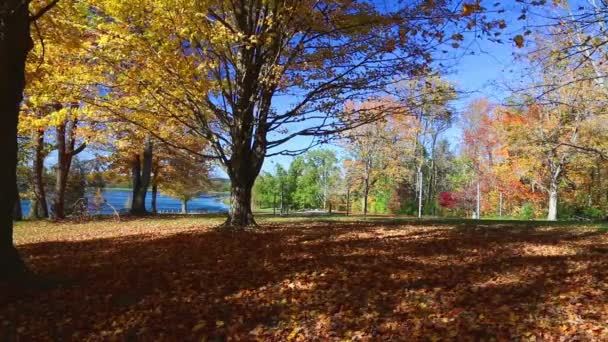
0,0,60,279
343,101,417,216
88,0,481,228
18,111,50,218
20,0,97,219
160,153,210,214
400,76,455,216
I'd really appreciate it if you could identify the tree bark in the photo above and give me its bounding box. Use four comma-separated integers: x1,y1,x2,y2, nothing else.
225,180,255,227
547,182,558,221
0,0,32,279
53,122,69,219
31,128,48,218
52,117,86,219
53,126,66,218
221,134,265,227
130,137,153,215
547,164,561,221
363,178,369,217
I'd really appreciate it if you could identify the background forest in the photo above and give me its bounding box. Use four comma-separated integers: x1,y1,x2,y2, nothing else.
11,0,608,222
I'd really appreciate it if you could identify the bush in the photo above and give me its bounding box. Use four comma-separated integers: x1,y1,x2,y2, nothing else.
582,207,604,220
520,202,535,220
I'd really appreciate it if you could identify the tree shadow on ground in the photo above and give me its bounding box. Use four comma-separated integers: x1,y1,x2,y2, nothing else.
1,222,607,340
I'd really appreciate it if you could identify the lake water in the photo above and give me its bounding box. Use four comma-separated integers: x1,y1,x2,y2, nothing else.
20,189,229,216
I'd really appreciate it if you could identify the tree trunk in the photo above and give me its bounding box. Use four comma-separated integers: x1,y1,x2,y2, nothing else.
547,165,561,221
53,122,69,219
181,199,187,214
130,137,153,215
52,118,85,219
222,141,262,228
13,188,22,221
225,180,256,227
547,183,558,221
130,153,142,213
0,0,32,279
151,184,158,214
29,198,39,219
346,187,350,216
363,179,369,217
31,128,48,218
417,166,423,218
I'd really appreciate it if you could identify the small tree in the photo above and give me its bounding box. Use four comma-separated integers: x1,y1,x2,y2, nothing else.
160,153,210,214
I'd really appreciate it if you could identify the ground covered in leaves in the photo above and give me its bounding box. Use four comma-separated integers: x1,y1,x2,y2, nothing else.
2,216,608,340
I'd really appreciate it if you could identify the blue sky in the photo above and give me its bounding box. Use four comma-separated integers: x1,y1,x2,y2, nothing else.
74,0,551,179
259,0,567,174
261,5,529,174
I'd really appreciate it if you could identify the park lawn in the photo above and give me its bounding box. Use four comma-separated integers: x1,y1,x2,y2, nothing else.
2,217,608,340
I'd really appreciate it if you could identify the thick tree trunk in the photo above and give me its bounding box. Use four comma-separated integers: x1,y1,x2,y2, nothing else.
130,137,153,215
181,199,187,214
0,0,32,279
547,183,558,221
225,181,256,227
31,128,48,218
221,137,264,228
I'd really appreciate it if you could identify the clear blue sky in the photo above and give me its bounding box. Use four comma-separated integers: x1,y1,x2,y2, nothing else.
261,4,530,174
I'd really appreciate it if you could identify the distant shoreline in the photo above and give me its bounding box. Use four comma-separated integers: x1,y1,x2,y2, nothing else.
103,187,230,196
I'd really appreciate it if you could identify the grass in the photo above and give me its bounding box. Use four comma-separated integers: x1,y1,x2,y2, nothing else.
3,215,608,340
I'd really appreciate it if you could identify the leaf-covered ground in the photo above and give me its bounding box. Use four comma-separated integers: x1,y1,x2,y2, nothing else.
2,217,608,340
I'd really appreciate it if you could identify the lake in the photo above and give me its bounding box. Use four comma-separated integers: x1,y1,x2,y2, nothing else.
20,189,229,216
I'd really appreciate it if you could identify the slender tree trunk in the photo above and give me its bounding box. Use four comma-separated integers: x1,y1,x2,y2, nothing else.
499,192,503,218
151,184,158,214
346,187,350,216
181,199,187,214
0,0,32,279
53,118,85,219
547,164,561,221
130,137,153,215
547,182,558,221
151,163,159,214
130,153,142,212
29,198,38,219
417,165,423,218
13,187,22,221
280,182,284,215
476,181,481,220
53,122,69,219
363,178,369,217
32,128,48,218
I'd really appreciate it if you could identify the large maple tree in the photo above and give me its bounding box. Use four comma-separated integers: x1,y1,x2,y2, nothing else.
88,0,469,228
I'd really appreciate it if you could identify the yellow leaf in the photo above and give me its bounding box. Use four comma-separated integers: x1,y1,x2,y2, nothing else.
462,3,481,16
192,321,206,332
287,326,301,340
216,320,224,328
514,35,525,48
